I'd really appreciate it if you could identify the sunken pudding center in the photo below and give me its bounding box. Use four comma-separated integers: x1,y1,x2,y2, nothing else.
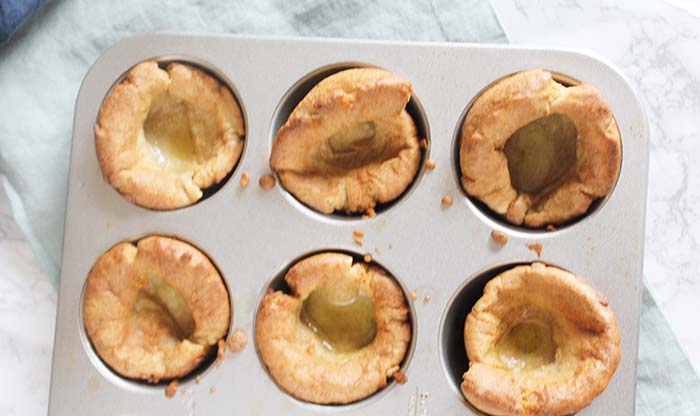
132,273,196,340
143,93,197,169
495,319,556,371
503,113,578,194
300,279,377,352
320,121,387,170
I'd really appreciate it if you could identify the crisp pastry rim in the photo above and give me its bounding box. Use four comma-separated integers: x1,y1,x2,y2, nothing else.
458,68,622,228
459,262,621,416
94,60,246,210
81,235,232,384
254,251,414,405
269,66,424,216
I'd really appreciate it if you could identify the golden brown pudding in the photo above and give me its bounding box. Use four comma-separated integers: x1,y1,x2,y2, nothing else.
82,236,230,382
256,252,411,404
270,68,421,215
460,69,621,227
95,61,245,209
461,263,621,416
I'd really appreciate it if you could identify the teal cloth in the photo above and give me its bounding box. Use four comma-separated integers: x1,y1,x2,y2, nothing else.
0,1,697,414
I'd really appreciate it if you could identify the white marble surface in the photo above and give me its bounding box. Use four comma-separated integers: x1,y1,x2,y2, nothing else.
0,179,55,415
0,0,699,414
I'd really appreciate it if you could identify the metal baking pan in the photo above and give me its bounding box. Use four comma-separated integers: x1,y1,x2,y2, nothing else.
48,33,649,415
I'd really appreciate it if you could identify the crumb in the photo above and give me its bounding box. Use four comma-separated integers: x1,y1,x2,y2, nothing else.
388,244,393,250
420,138,429,149
227,330,248,353
586,236,592,241
165,380,179,398
374,247,382,254
364,254,372,263
210,386,216,394
441,194,453,207
546,224,556,232
362,214,369,220
195,375,201,384
367,207,376,218
424,294,431,303
353,230,365,246
259,174,276,190
181,386,187,395
217,339,226,360
239,171,249,188
526,242,543,258
424,159,436,170
409,291,417,300
491,230,508,245
393,371,409,384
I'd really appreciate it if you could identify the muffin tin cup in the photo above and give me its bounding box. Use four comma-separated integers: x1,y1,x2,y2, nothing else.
49,34,649,415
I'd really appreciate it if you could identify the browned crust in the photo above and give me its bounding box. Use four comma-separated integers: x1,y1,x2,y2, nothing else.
270,68,421,214
94,61,245,209
255,252,411,404
82,236,230,382
459,69,621,227
461,263,621,416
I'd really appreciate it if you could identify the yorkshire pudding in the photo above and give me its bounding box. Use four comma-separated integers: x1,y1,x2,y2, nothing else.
82,236,230,382
460,69,621,227
95,61,245,210
270,68,421,215
256,252,411,404
461,263,621,416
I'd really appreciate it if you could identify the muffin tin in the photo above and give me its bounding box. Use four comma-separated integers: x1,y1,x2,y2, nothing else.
48,34,649,415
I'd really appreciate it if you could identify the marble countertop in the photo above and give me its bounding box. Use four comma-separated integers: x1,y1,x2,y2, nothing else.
1,0,698,414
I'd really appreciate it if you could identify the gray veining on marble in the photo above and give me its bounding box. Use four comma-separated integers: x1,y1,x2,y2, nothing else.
0,178,56,416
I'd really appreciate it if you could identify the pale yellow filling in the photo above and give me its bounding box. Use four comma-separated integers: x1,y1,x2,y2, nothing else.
300,279,377,352
503,113,578,194
131,273,195,341
495,319,556,371
142,93,197,171
318,121,387,170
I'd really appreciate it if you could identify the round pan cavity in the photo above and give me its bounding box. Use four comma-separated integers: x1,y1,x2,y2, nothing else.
440,261,621,415
79,234,232,394
253,248,417,410
269,63,430,222
452,70,622,237
95,56,248,211
439,262,523,404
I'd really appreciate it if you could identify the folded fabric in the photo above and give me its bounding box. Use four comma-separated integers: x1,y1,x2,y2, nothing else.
0,0,44,44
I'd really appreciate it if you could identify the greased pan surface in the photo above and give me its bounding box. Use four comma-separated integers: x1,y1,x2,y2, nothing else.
48,33,648,415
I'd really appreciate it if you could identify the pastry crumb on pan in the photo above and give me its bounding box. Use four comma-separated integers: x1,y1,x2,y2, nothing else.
491,230,509,245
526,242,543,257
259,174,276,190
165,380,179,398
227,330,248,353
